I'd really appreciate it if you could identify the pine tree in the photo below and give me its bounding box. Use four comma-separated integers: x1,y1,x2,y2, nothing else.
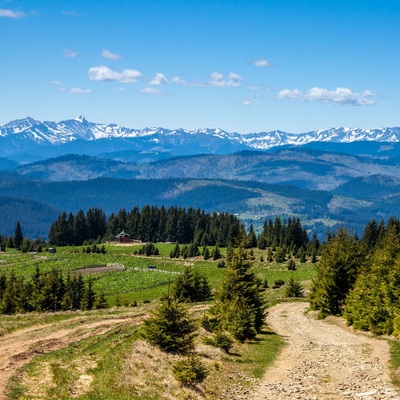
13,222,23,250
142,296,197,354
309,228,363,317
208,246,264,341
94,291,108,309
170,242,180,258
246,224,258,248
275,247,286,263
285,277,304,298
211,245,221,260
202,246,210,260
73,209,87,245
81,277,96,310
173,267,212,303
344,225,400,335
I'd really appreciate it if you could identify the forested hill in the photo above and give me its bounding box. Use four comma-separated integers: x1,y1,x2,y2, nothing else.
2,173,400,239
2,144,400,239
0,177,332,238
12,148,400,191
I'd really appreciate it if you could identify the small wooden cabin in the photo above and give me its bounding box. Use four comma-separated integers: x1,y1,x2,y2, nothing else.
115,230,131,243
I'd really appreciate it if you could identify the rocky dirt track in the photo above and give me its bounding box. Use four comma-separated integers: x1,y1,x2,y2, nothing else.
251,302,399,400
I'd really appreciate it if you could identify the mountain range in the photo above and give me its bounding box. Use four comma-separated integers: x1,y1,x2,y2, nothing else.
2,116,400,239
1,116,400,163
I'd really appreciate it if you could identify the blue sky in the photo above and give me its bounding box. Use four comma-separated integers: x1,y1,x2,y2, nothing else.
1,0,399,133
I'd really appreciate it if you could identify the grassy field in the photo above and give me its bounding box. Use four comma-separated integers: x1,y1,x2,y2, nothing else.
0,243,316,306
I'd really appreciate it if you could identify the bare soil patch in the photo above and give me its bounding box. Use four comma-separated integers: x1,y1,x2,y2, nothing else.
0,314,144,399
251,302,399,400
75,264,125,274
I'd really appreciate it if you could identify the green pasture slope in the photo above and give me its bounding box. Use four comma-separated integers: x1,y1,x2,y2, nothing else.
0,243,316,305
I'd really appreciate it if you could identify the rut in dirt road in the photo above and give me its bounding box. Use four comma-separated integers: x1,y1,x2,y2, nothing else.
251,302,400,400
0,315,143,400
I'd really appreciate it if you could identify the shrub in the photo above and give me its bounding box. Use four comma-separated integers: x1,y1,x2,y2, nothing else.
172,353,208,386
272,279,285,289
287,259,296,270
203,330,234,353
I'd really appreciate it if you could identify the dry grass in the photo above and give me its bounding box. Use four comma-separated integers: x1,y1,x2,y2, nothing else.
120,331,251,400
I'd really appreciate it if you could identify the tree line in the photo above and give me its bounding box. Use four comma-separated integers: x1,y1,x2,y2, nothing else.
310,216,400,336
48,206,244,247
0,267,106,314
47,205,317,251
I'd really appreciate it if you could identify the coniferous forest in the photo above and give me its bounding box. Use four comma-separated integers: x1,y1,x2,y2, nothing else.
48,206,244,247
310,216,400,336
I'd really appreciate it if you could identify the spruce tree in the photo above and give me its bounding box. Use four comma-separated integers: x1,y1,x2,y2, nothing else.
142,295,197,354
208,246,264,341
13,222,23,250
173,267,212,303
344,225,400,335
309,228,363,317
286,277,304,298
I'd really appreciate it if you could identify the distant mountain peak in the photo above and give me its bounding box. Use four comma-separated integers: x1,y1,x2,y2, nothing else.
1,117,400,160
74,115,88,123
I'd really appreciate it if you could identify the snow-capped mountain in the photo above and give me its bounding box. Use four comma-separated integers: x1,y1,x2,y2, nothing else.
1,116,400,161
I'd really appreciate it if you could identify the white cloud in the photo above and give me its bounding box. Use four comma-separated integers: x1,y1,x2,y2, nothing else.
241,97,254,106
210,72,243,88
63,49,79,59
277,87,377,106
150,73,168,86
59,87,92,94
88,65,143,83
140,87,162,95
50,80,62,85
172,76,206,87
248,84,273,91
172,72,243,88
253,59,272,67
101,49,122,60
0,9,26,18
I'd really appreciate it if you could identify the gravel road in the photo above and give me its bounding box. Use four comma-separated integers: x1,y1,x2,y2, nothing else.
251,302,399,400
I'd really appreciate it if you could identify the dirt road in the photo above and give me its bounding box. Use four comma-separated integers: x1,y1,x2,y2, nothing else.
251,302,399,400
0,315,143,400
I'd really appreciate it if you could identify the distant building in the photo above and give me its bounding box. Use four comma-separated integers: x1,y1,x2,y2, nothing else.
115,230,131,243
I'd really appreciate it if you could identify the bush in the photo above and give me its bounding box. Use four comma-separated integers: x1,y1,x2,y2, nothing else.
272,279,285,289
287,259,296,270
203,330,234,353
172,353,208,386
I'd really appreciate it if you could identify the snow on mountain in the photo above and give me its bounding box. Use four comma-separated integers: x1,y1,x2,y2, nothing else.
1,116,400,151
